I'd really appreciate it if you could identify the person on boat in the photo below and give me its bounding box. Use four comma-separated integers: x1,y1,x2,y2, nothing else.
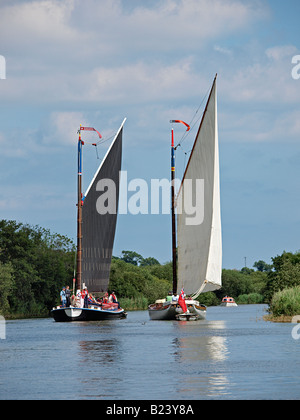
60,286,67,308
65,285,71,307
166,291,174,302
178,288,189,313
77,289,84,307
88,293,101,307
70,294,77,307
103,292,109,303
109,291,120,308
82,287,89,308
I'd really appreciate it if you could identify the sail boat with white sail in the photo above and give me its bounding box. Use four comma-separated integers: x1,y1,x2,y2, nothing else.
148,75,222,321
51,119,127,322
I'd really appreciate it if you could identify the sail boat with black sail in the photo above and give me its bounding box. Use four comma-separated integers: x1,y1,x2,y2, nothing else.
148,75,222,321
51,119,127,322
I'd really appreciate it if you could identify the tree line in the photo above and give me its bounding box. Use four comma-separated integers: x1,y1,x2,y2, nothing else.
0,219,299,318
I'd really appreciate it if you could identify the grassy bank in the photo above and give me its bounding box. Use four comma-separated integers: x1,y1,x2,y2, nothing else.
119,296,149,311
267,286,300,322
263,314,294,323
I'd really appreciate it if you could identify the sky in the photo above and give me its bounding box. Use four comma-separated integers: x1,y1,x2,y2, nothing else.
0,0,299,270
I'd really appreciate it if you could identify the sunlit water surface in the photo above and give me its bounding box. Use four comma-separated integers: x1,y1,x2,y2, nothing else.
0,305,299,400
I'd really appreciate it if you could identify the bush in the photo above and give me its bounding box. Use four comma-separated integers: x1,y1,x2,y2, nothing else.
119,296,149,311
199,292,219,306
237,293,264,305
269,286,300,317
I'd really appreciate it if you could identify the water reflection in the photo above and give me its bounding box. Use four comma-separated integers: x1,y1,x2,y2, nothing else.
173,335,228,362
76,337,124,398
79,339,119,365
172,320,232,398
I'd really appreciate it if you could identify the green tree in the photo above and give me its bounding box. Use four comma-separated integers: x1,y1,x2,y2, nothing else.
140,257,160,267
0,261,14,314
265,252,300,302
0,220,75,316
121,250,143,266
253,260,273,273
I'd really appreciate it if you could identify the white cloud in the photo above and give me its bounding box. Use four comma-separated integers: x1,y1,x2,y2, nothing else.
221,44,300,105
0,0,78,49
0,0,271,110
214,45,233,56
265,45,298,61
87,57,202,104
1,0,268,65
1,0,298,148
44,111,85,145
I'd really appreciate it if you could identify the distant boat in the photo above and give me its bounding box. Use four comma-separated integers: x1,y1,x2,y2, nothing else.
148,75,222,321
220,296,238,307
51,119,127,322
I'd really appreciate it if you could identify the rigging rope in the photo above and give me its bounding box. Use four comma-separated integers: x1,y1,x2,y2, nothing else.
171,85,211,181
174,84,211,150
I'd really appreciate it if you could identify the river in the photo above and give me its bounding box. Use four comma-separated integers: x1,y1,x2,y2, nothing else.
0,304,299,400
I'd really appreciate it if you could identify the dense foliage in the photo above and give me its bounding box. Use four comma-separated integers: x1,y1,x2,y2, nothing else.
110,257,172,310
269,286,300,317
0,220,75,317
0,219,299,318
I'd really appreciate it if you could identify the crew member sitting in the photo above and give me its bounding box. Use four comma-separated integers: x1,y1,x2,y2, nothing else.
109,291,120,308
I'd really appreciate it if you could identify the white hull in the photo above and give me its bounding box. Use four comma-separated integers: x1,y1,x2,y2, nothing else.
220,302,238,307
148,300,206,321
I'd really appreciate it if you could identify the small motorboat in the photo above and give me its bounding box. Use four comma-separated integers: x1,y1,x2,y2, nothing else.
220,296,238,307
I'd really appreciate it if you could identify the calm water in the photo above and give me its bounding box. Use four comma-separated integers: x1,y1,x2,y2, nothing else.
0,304,299,400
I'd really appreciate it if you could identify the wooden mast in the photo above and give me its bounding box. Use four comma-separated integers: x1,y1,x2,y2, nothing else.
76,125,83,292
170,120,190,296
171,127,177,296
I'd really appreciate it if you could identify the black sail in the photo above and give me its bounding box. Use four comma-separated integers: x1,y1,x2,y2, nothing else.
82,119,125,293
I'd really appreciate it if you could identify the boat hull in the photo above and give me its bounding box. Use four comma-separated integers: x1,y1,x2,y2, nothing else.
220,302,238,307
148,301,206,321
175,313,201,321
51,306,127,322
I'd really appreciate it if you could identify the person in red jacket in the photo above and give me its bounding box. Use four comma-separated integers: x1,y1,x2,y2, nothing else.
178,288,188,313
109,291,120,308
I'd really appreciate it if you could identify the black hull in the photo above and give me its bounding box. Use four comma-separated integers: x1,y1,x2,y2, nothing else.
51,307,127,322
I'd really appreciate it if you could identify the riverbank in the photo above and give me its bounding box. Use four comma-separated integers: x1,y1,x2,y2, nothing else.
267,285,300,322
263,314,294,323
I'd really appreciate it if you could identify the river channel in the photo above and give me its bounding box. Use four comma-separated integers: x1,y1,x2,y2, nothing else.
0,304,299,400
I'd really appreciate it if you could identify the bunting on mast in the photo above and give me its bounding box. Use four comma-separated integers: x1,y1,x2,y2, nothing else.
170,120,190,131
80,126,102,139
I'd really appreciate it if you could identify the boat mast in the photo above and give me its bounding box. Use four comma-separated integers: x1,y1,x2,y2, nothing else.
171,127,177,296
76,125,83,292
170,120,190,296
76,125,102,293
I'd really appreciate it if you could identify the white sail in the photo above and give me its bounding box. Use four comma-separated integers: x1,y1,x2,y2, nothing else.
177,77,222,298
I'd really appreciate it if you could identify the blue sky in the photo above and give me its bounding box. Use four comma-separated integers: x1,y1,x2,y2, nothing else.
0,0,299,269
